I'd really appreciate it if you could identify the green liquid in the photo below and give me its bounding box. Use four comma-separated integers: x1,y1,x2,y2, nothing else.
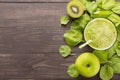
84,18,117,50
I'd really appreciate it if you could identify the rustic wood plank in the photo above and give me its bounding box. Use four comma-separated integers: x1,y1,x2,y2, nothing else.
0,0,69,3
0,0,119,3
0,53,100,80
0,3,93,80
0,3,67,53
0,3,92,53
0,53,119,80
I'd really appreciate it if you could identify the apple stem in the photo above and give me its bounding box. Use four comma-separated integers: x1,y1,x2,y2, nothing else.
79,40,93,49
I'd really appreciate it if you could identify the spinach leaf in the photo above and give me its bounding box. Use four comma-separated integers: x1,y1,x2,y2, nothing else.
64,30,82,46
67,64,79,78
107,13,120,26
86,1,97,14
96,0,102,8
59,45,71,57
100,64,114,80
71,13,91,31
117,24,120,42
106,41,120,57
96,0,115,10
79,0,91,8
77,13,91,29
109,55,120,64
71,19,83,32
109,55,120,73
92,10,112,18
105,42,117,58
111,63,120,74
60,16,70,25
111,2,120,14
116,46,120,57
93,50,108,63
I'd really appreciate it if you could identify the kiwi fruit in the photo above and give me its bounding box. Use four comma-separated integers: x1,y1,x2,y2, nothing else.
67,0,84,18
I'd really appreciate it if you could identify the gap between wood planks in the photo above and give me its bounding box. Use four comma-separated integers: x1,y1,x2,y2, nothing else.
0,0,68,3
0,2,68,3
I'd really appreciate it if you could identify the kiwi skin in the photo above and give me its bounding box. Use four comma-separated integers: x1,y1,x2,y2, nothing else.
67,0,84,18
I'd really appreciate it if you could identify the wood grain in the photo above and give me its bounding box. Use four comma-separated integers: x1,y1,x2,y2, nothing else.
0,0,69,3
0,3,93,80
0,3,67,53
0,1,120,80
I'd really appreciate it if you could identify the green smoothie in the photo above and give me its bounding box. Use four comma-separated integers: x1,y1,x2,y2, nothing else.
84,18,117,50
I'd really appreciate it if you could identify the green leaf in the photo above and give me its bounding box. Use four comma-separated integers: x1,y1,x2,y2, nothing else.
71,13,91,32
106,41,120,57
77,13,91,29
67,64,79,78
112,63,120,74
106,48,116,59
117,24,120,42
107,13,120,27
70,20,83,32
59,45,71,57
102,0,115,10
100,64,114,80
109,55,120,73
116,48,120,57
93,50,108,63
96,0,115,10
109,41,120,57
109,55,120,65
79,0,90,8
111,2,120,14
86,1,97,14
64,30,82,46
60,16,70,25
92,10,113,18
78,13,91,29
96,0,102,8
105,42,117,58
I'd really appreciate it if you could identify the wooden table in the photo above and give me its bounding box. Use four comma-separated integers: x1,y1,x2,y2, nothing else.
0,0,120,80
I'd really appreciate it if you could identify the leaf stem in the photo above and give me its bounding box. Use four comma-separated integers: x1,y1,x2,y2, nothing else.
70,54,76,56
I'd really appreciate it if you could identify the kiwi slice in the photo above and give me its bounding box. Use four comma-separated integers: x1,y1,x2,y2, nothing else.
67,0,84,18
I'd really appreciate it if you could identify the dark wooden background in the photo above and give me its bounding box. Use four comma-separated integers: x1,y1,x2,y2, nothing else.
0,0,120,80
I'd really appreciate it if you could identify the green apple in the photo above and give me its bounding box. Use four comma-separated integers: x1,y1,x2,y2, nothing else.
75,52,100,78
